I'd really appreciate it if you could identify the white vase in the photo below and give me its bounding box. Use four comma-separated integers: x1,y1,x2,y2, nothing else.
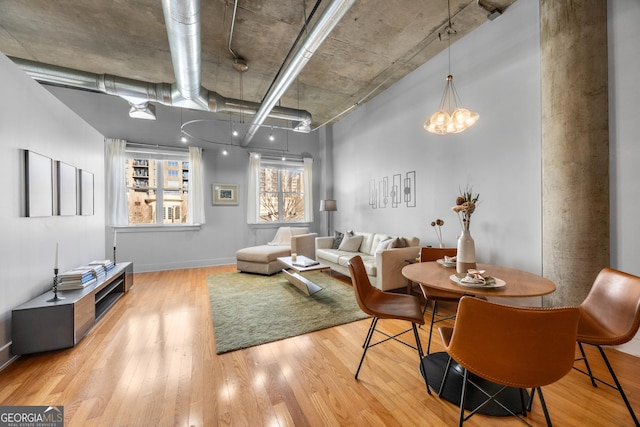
456,228,477,274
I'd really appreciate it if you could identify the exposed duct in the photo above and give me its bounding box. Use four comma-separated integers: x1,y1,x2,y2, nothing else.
162,0,206,108
10,57,312,131
9,0,312,133
241,0,356,146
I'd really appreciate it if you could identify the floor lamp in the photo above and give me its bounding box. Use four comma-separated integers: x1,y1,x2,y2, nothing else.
320,199,337,236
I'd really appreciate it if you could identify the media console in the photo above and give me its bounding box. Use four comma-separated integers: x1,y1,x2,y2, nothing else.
11,262,133,355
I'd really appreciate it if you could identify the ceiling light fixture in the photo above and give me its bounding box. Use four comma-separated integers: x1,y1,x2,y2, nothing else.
424,0,479,135
222,149,229,156
269,127,275,142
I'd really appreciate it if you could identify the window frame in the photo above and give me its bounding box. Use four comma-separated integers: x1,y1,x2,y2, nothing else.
257,158,307,224
124,147,190,227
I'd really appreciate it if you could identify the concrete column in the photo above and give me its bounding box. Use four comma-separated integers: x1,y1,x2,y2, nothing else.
541,1,609,307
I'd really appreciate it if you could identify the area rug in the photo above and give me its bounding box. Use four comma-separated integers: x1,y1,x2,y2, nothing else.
208,271,369,354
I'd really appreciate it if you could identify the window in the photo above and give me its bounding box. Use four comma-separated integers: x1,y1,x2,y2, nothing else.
259,159,305,223
125,149,190,224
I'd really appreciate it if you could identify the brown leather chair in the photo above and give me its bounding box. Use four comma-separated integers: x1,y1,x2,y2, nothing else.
418,247,461,354
574,268,640,426
348,255,430,394
439,296,580,426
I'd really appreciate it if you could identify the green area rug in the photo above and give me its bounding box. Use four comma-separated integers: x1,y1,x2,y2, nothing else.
208,271,369,354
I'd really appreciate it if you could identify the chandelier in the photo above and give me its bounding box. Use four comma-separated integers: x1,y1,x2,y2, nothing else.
424,0,479,135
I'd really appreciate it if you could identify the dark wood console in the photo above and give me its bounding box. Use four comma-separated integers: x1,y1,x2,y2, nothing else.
11,262,133,355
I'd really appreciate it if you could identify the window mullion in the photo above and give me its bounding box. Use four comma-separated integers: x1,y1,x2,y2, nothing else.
156,161,164,224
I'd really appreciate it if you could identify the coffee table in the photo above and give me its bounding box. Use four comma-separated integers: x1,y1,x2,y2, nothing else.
277,256,330,296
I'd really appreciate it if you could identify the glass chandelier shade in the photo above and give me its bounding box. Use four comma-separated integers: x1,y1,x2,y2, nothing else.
424,0,479,135
424,75,479,135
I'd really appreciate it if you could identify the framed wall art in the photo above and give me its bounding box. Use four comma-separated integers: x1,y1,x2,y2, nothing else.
212,183,238,205
25,150,53,217
79,169,94,215
56,161,77,216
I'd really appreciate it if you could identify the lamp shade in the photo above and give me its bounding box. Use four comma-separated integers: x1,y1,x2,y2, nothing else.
320,199,337,211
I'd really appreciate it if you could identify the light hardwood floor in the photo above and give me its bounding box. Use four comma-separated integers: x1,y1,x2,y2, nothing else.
1,266,638,426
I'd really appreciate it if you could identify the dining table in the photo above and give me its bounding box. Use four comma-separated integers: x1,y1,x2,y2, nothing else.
402,261,557,417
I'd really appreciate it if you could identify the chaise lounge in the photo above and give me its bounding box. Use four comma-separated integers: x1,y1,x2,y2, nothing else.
236,227,317,275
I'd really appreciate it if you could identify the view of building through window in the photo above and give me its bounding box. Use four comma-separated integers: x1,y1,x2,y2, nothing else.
125,156,189,224
259,164,305,222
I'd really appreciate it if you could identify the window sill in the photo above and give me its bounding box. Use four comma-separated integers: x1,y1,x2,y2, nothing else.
113,224,201,233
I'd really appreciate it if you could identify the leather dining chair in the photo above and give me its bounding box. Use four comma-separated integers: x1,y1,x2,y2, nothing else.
418,247,460,354
439,296,580,426
347,255,430,394
573,268,640,426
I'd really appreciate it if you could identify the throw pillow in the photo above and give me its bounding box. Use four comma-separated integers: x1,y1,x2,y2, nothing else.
389,237,407,248
338,234,364,252
332,231,345,249
375,238,394,254
268,227,292,245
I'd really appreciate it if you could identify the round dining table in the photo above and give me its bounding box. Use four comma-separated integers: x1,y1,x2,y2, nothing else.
402,261,557,417
402,261,556,298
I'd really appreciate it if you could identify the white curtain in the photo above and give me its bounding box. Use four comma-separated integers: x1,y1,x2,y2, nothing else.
105,138,128,226
247,152,261,224
188,146,206,225
303,157,314,222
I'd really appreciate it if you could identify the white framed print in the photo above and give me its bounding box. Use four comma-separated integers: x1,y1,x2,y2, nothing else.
212,183,238,205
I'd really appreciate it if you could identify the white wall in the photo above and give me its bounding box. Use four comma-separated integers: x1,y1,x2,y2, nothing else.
609,0,640,355
0,54,106,367
333,0,542,273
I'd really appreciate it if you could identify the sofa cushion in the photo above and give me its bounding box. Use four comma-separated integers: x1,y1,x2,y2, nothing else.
369,234,391,255
236,245,291,263
337,254,376,276
316,248,343,263
356,232,376,254
338,234,363,252
374,238,394,254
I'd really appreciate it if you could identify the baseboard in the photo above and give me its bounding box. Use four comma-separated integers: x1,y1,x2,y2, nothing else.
0,341,18,372
132,258,237,273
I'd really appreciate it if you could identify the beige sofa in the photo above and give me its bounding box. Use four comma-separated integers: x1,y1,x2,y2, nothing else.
315,232,420,291
236,227,317,275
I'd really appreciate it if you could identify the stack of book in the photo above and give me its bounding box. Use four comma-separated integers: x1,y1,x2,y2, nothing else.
89,259,115,272
57,268,97,290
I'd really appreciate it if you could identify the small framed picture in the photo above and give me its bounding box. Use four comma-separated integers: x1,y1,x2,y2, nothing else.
212,184,238,205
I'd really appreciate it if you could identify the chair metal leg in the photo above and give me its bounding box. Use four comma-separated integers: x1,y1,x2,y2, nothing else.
596,345,640,427
363,317,377,349
526,387,534,412
537,387,553,427
574,343,640,426
518,388,528,417
426,301,438,354
577,342,597,387
355,317,378,379
412,323,431,395
439,355,453,397
458,368,469,427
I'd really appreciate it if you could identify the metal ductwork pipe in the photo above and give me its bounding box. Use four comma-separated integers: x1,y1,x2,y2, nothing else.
241,0,356,145
10,57,312,129
162,0,207,108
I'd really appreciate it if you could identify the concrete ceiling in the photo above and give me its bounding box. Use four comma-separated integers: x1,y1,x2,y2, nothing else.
0,0,517,130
